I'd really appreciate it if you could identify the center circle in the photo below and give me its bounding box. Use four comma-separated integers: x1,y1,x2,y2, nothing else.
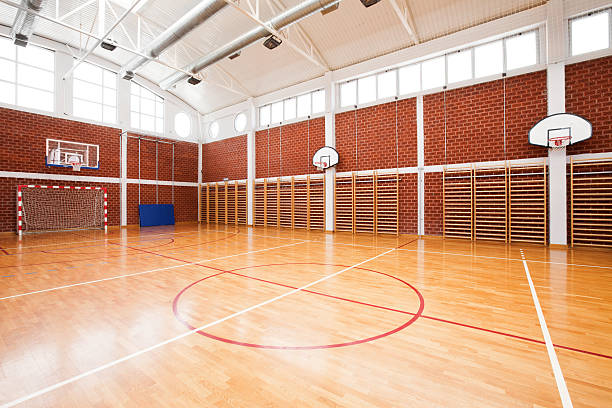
172,262,424,350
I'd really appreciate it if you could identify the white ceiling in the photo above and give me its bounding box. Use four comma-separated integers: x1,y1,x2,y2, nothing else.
0,0,547,114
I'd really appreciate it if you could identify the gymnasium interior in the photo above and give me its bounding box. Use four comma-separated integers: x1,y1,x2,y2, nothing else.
0,0,611,406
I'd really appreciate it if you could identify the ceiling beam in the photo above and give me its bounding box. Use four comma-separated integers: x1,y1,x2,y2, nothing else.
221,0,329,71
388,0,419,44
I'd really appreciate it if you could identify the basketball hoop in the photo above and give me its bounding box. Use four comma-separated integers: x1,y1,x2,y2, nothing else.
67,156,83,171
549,136,571,148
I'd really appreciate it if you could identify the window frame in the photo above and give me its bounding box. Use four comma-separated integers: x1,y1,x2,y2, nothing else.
72,60,117,125
0,37,55,113
130,81,165,134
568,8,612,58
257,88,325,130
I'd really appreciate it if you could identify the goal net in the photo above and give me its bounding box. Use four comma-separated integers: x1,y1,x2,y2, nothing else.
18,186,107,235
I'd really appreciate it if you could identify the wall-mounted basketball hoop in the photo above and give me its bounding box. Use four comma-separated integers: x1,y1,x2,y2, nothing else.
529,113,592,149
312,146,339,171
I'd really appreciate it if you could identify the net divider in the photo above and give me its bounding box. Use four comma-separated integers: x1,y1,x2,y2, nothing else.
17,185,108,236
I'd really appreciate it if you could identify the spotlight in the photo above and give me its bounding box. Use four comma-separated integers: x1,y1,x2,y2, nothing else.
101,38,118,51
228,51,241,60
187,76,201,85
321,3,339,15
359,0,381,7
122,70,134,81
263,35,282,50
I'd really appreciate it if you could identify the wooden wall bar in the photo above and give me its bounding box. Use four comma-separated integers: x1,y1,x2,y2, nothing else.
253,175,325,230
474,165,507,241
509,161,547,244
334,172,399,235
200,181,248,225
443,167,473,240
570,157,612,247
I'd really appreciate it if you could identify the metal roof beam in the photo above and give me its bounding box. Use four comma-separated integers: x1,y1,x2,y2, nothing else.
388,0,419,44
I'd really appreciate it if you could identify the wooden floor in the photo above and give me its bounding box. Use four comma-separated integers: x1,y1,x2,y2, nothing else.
0,223,610,407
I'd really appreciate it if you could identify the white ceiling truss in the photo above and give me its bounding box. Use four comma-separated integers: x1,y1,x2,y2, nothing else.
388,0,419,44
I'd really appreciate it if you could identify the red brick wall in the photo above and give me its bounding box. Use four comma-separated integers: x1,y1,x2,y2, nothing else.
0,106,121,177
202,134,247,182
399,173,418,234
128,133,198,182
505,71,548,160
566,55,612,155
424,172,443,235
335,98,417,172
424,71,547,165
256,117,325,178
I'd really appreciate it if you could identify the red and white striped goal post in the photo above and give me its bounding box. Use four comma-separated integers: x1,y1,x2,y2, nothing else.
17,185,108,236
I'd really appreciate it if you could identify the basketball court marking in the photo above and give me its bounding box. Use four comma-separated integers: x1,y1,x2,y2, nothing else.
0,241,305,301
0,247,396,408
520,249,573,408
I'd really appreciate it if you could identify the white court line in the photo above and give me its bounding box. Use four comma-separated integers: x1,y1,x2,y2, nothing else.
0,241,304,301
520,249,573,408
0,247,396,408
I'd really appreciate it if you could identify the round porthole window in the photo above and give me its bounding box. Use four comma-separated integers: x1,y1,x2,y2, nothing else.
174,112,191,138
234,112,247,132
209,121,220,138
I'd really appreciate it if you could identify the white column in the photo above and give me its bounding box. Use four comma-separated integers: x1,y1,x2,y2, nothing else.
547,0,567,246
247,98,256,226
324,72,336,231
117,73,131,128
416,95,425,236
120,131,127,226
55,51,73,116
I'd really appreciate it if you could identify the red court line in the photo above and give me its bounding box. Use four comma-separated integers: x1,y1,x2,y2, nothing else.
0,246,8,255
223,265,611,360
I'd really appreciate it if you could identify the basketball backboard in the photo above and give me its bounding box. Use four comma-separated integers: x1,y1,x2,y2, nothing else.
46,139,99,170
312,146,339,171
529,113,592,148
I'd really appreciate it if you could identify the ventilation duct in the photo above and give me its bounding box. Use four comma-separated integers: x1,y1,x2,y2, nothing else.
119,0,228,80
159,0,340,90
10,0,45,47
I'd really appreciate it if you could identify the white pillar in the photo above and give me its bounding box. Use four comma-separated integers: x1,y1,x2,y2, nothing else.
547,0,567,246
247,98,256,226
55,51,73,116
324,72,335,231
416,95,425,236
120,131,127,226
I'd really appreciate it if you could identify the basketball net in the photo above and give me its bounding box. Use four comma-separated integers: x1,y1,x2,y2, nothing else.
549,136,571,149
67,156,83,171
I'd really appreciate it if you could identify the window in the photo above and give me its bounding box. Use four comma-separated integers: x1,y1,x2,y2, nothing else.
271,101,283,124
259,105,270,126
174,112,191,138
297,93,311,117
0,37,54,112
358,76,376,104
447,50,472,83
284,97,296,121
474,40,503,78
398,64,420,95
340,81,356,107
73,61,116,124
234,112,247,132
377,70,396,99
570,9,610,56
209,121,219,138
312,89,325,114
421,56,445,90
258,89,325,127
506,32,538,70
130,82,164,133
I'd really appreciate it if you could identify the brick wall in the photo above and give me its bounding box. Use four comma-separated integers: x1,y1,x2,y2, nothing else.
335,98,417,172
0,107,199,232
255,117,325,178
0,106,121,177
566,55,612,155
202,134,247,182
424,71,547,166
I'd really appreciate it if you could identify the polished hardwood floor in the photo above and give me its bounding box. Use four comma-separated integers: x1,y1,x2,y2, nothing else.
0,223,610,407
